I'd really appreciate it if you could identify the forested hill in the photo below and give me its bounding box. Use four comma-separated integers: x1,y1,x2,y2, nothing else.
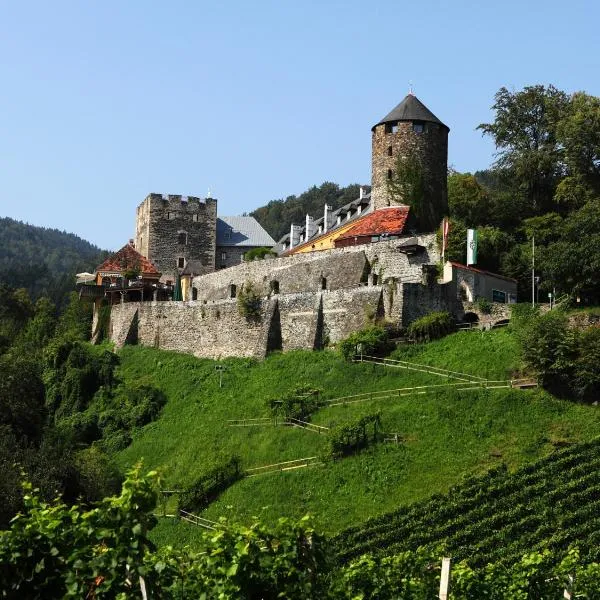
0,217,107,305
250,182,368,241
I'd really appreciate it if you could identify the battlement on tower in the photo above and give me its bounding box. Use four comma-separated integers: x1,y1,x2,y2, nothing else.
135,192,218,281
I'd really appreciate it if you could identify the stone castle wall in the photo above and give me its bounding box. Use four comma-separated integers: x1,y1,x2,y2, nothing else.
191,234,439,302
371,121,448,217
108,286,385,359
135,193,218,283
106,233,449,360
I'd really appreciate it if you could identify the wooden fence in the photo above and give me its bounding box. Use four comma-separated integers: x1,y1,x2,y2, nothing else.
245,457,321,477
354,355,488,382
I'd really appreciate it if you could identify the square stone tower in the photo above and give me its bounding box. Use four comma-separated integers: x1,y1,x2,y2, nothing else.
135,193,217,283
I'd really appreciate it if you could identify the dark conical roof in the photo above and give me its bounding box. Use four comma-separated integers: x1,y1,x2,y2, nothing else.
372,94,449,131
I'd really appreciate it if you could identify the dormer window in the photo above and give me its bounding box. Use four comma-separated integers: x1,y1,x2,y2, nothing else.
337,215,342,225
413,121,425,134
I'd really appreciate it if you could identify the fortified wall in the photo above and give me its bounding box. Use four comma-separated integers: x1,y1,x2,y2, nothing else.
106,234,471,359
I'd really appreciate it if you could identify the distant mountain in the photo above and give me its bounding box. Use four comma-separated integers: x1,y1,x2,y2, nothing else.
0,217,107,305
250,182,369,242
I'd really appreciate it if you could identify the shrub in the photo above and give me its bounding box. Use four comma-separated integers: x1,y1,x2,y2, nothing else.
338,326,392,361
407,311,455,342
268,384,323,421
510,303,540,333
324,413,382,459
178,455,242,512
243,247,277,261
476,297,492,314
237,281,262,320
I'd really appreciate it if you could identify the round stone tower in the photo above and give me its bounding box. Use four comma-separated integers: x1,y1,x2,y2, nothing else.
371,94,449,228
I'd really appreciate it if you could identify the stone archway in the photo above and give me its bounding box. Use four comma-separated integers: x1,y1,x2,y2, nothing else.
459,280,473,302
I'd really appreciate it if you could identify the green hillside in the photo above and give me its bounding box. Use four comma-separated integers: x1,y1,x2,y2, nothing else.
113,329,600,548
333,436,600,567
0,217,107,305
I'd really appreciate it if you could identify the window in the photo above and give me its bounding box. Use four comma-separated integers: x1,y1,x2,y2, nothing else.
412,121,425,133
229,284,237,298
192,287,198,300
385,122,399,134
221,252,227,262
321,277,327,290
387,146,393,156
492,289,507,303
270,280,279,294
167,211,176,220
387,169,393,180
192,214,199,222
177,257,185,268
178,232,187,245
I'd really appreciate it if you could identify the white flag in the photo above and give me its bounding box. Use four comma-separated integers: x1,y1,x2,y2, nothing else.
467,229,478,265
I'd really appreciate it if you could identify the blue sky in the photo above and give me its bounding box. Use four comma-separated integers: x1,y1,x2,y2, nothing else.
0,0,598,249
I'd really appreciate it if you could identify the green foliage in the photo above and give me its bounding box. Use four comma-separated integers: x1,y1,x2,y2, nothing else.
478,84,569,214
268,384,323,421
325,413,382,460
237,280,262,320
0,465,158,598
387,148,444,231
0,353,46,442
112,328,600,541
448,171,493,226
178,455,242,513
407,311,455,342
0,216,106,307
243,246,277,261
43,340,119,419
94,302,112,342
250,181,365,241
5,469,600,598
337,325,392,361
476,297,492,314
55,292,92,341
332,436,600,568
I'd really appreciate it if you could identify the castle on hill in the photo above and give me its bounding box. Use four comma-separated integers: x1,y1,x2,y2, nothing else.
83,94,517,358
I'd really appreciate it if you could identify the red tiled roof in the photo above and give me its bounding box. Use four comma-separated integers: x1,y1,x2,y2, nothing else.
449,262,517,283
336,206,410,240
95,243,160,276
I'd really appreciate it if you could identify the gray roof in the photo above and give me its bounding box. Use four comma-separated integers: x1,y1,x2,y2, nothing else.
216,216,276,248
373,94,449,131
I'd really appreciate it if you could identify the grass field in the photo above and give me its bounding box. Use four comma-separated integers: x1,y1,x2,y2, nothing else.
113,329,600,546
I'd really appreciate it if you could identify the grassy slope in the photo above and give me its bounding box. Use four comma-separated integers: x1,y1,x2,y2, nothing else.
114,329,600,546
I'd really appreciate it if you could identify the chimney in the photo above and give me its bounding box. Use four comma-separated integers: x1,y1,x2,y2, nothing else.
359,186,365,199
129,238,135,247
289,224,302,249
323,204,334,233
305,214,317,240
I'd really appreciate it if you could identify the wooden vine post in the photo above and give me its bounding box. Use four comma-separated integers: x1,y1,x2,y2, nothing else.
439,557,451,600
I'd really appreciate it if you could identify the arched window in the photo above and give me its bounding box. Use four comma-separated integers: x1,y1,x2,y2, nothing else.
229,284,237,298
270,280,279,295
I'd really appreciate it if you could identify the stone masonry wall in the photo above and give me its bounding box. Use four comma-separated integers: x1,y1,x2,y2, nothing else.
108,285,386,359
371,121,448,218
192,234,439,302
135,193,218,283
